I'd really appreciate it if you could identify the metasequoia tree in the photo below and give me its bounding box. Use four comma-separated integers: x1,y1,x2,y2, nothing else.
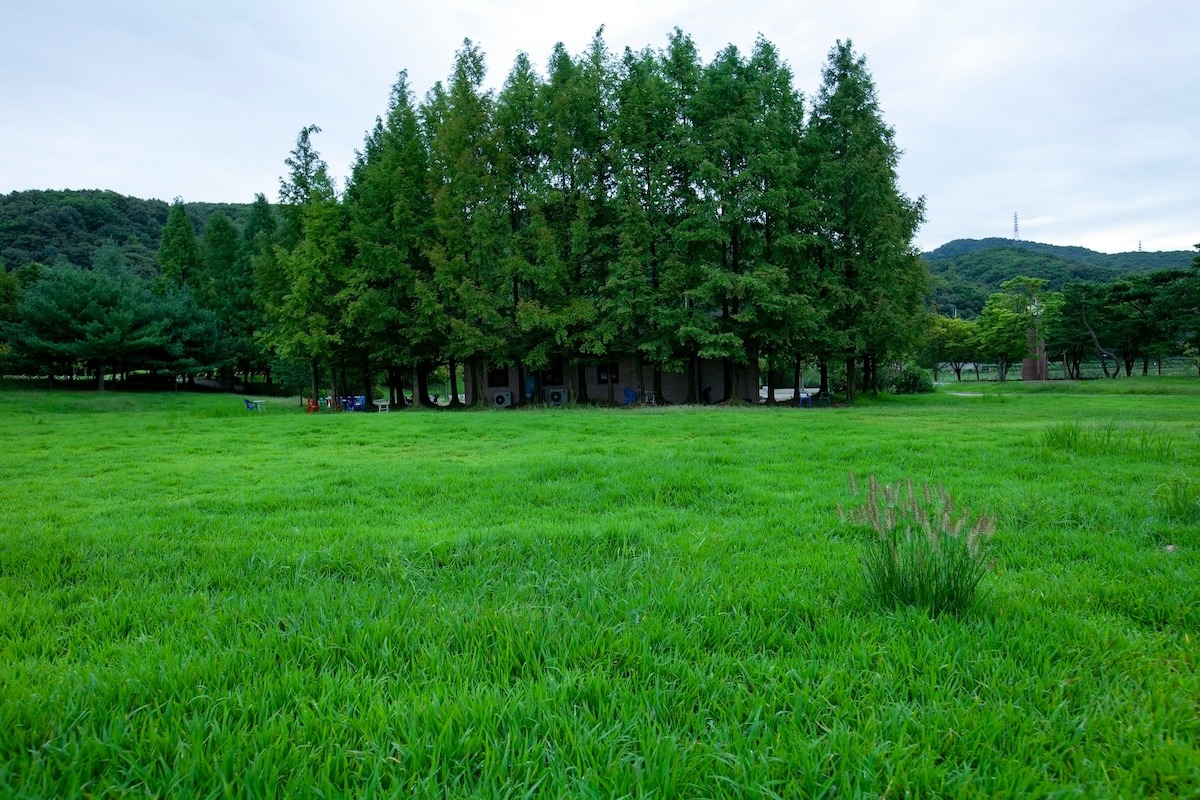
807,41,926,402
258,31,934,404
263,126,348,401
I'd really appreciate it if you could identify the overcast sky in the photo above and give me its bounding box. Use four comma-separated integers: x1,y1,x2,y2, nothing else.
2,0,1196,254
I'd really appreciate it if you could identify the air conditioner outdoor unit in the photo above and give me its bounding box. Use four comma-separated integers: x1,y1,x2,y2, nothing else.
546,388,567,406
493,391,514,408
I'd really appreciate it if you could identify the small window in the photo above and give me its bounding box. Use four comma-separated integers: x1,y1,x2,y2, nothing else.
487,367,510,388
540,360,564,386
597,363,618,384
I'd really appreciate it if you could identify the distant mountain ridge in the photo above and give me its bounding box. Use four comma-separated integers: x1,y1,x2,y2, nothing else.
925,237,1193,272
922,238,1196,318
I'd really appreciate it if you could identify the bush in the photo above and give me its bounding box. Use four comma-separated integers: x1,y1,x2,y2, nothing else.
888,362,934,394
839,474,996,616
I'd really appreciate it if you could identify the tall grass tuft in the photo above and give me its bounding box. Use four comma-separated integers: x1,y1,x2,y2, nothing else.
1042,420,1175,460
839,474,996,616
1154,475,1200,522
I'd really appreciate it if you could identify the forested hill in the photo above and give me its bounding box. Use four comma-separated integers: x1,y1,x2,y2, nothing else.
0,189,254,270
923,238,1196,317
925,237,1194,272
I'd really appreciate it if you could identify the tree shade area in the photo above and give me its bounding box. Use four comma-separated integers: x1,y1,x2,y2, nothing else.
1,31,1197,398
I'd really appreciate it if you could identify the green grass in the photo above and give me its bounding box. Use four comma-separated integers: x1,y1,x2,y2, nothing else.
1,387,1197,797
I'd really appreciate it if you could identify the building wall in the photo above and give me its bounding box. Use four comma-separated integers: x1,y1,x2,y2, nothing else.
466,358,760,406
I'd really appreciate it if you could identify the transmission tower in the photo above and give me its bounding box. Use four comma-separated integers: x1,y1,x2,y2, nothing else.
1013,213,1019,241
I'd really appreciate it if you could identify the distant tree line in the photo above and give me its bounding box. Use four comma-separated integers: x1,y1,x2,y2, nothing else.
923,260,1200,380
4,31,930,402
924,241,1196,319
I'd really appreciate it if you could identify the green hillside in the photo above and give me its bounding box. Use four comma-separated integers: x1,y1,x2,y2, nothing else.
0,189,256,270
924,238,1196,317
925,237,1194,272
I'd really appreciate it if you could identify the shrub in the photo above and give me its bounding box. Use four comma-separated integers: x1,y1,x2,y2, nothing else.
888,362,934,394
838,474,996,616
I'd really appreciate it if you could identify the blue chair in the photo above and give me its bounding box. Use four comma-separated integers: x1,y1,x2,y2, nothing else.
796,392,812,408
243,398,263,411
353,396,367,412
622,387,638,406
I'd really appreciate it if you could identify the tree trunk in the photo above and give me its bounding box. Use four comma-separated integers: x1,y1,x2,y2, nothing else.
765,354,774,404
653,364,665,405
576,362,590,404
449,357,462,407
362,354,373,405
819,360,829,395
416,362,433,407
310,359,320,402
844,357,856,404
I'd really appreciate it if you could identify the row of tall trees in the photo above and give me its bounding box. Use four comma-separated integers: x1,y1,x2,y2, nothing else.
924,263,1200,380
3,31,928,402
258,31,926,405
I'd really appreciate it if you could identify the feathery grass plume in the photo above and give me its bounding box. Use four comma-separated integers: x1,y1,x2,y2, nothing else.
843,474,996,616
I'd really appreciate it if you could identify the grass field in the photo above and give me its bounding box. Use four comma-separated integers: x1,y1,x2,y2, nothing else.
1,384,1197,797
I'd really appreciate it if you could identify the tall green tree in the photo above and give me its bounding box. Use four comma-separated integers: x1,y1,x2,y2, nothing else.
975,277,1061,381
423,40,508,405
0,262,19,369
222,194,277,383
198,211,240,311
925,314,977,381
494,51,550,402
158,200,201,289
516,32,618,402
262,126,347,401
344,70,436,405
807,41,926,401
